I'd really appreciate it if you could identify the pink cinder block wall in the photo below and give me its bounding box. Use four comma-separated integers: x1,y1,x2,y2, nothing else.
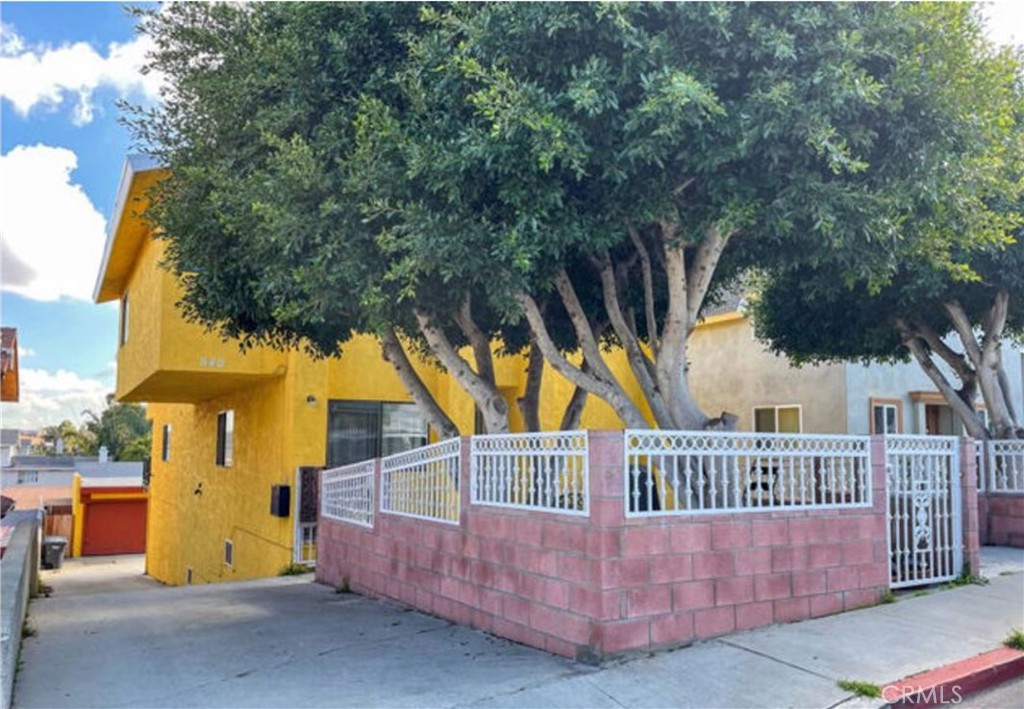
978,495,1024,547
316,432,898,661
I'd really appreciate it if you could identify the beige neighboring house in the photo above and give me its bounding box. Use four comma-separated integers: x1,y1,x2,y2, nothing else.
1,429,20,468
688,301,1024,436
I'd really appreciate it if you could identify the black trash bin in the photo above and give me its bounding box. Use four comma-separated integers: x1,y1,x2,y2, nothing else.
42,536,68,569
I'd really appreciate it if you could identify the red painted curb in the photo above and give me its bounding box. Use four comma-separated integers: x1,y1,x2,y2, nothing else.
883,647,1024,707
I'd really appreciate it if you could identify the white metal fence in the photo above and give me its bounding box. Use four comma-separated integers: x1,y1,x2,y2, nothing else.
978,439,1024,494
624,430,871,517
321,460,375,528
381,438,461,524
885,435,962,589
471,431,589,515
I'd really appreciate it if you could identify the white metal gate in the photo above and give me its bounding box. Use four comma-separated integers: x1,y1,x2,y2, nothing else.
293,466,321,566
885,435,962,589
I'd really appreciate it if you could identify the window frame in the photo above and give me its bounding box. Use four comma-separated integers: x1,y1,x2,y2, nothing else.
752,404,803,433
216,410,234,467
869,397,903,435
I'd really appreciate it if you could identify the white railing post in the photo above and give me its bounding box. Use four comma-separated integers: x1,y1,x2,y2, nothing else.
470,431,589,516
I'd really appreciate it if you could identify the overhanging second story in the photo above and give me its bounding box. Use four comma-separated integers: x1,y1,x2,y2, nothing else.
93,157,287,404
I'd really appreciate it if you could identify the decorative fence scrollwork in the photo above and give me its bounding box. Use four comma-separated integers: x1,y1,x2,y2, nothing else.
624,430,871,517
885,435,962,589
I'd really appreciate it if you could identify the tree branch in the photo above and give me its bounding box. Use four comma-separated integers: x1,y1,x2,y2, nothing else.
379,328,459,439
943,299,983,366
895,319,987,439
517,337,544,432
686,222,733,328
553,268,622,388
596,250,673,428
559,359,591,431
516,290,648,428
415,308,509,433
454,294,496,386
908,320,974,385
628,225,659,357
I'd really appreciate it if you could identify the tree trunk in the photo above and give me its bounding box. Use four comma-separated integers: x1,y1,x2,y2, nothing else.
944,293,1020,439
517,340,544,432
379,329,460,439
670,350,711,429
899,328,989,439
559,358,593,430
517,290,649,428
415,309,510,434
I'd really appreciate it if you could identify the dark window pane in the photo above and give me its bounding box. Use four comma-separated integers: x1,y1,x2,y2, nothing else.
327,402,380,467
754,408,776,433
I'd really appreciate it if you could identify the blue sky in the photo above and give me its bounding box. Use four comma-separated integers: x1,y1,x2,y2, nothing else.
1,2,159,430
0,2,1021,432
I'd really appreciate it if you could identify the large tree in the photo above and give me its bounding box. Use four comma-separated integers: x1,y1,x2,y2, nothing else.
752,7,1024,440
753,239,1024,439
128,2,1019,432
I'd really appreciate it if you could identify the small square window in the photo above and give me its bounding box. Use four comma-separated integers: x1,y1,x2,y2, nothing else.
216,410,234,467
119,294,130,347
161,424,171,462
753,405,802,433
870,398,902,434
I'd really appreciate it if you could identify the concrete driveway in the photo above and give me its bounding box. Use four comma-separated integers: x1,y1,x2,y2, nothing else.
12,551,1024,708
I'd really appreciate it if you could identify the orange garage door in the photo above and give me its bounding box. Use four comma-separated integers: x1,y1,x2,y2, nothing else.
82,500,147,556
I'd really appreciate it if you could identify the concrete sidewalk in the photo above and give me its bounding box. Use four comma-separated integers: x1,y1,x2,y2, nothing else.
12,550,1024,708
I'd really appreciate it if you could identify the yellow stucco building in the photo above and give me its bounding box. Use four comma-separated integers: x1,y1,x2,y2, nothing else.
93,157,633,586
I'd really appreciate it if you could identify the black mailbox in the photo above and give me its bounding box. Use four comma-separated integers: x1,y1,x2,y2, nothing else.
270,484,291,518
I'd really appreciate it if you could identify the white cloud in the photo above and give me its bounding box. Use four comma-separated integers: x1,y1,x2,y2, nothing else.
0,144,107,301
0,366,113,430
17,346,35,359
982,2,1024,49
0,21,163,126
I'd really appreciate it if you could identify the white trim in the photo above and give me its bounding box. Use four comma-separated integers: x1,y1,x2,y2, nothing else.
92,154,161,303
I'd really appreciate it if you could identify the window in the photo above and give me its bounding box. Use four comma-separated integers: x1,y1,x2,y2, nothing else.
870,398,902,434
753,405,802,433
161,424,171,461
224,540,233,567
326,401,427,467
216,410,234,467
119,294,129,346
185,567,193,585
